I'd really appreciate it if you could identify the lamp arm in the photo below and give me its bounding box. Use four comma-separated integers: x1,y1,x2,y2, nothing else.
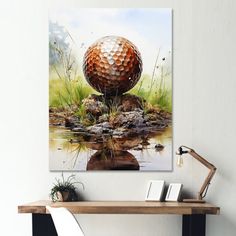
187,148,217,200
188,149,215,170
198,168,216,200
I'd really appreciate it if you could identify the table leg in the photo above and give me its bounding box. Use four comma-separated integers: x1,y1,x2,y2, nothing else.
182,214,206,236
32,214,57,236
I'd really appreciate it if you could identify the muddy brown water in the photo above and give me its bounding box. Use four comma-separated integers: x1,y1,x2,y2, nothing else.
49,126,172,171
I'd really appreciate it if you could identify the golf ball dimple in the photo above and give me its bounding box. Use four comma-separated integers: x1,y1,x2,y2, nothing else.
83,36,143,95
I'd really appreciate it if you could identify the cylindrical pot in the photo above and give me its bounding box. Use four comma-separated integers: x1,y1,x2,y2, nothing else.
55,190,78,202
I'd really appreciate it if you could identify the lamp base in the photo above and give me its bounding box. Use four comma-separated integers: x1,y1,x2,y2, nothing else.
183,199,205,203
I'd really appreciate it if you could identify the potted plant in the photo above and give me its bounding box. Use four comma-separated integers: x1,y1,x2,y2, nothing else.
50,173,84,202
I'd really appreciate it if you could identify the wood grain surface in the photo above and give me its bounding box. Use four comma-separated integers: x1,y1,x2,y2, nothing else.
18,200,220,215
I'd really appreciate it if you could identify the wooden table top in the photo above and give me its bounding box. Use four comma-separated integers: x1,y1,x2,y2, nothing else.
18,200,220,215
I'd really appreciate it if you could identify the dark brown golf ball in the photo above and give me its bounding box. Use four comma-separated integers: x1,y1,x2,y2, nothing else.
83,36,142,95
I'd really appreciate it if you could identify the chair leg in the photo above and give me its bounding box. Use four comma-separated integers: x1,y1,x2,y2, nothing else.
32,214,57,236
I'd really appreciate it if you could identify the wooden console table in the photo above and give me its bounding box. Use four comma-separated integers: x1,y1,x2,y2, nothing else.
18,200,220,236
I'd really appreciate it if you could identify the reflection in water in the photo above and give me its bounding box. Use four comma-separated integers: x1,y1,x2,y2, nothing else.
87,150,139,171
49,126,172,171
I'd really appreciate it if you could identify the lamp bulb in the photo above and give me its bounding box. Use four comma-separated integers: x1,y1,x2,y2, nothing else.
177,155,184,167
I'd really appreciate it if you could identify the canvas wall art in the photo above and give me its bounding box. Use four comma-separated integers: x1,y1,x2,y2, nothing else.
49,8,172,171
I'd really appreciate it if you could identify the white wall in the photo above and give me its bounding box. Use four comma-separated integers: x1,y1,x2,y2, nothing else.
0,0,236,235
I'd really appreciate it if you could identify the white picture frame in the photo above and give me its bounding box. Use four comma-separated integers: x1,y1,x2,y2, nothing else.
145,180,165,201
165,183,182,202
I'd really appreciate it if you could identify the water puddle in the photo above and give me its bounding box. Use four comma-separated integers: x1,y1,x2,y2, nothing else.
49,126,172,171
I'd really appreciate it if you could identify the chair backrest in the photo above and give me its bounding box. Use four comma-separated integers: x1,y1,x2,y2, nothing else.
46,206,85,236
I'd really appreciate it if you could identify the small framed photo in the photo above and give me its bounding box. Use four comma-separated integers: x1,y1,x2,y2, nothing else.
165,183,182,202
145,180,165,201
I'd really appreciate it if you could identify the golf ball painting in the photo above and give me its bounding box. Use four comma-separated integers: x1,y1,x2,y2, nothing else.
83,36,143,95
49,8,172,171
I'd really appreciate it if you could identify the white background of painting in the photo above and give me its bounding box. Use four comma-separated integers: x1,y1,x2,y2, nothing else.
0,0,236,235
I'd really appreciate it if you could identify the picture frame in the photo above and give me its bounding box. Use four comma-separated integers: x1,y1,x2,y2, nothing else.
49,8,173,172
145,180,165,201
165,183,182,202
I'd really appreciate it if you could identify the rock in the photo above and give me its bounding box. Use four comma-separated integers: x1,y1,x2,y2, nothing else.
71,126,86,132
87,122,113,135
112,128,127,136
110,110,145,128
100,122,112,129
87,126,104,135
51,93,171,140
117,94,144,112
98,114,109,123
49,116,64,126
82,93,144,116
144,113,162,121
82,94,109,117
163,112,172,120
65,116,80,128
145,105,161,114
144,112,170,128
49,107,65,113
155,143,165,151
49,112,66,126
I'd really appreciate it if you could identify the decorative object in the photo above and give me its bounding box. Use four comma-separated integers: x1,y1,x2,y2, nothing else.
145,180,165,201
50,173,84,202
165,183,182,202
49,8,172,171
176,146,217,203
